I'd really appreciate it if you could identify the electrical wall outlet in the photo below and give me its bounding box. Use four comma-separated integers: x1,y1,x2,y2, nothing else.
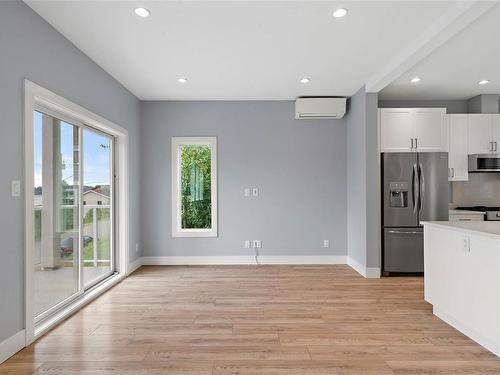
253,240,262,248
244,240,251,249
323,240,330,248
244,188,251,197
252,188,259,197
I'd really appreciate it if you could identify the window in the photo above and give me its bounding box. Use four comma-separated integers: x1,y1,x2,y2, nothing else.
172,137,217,237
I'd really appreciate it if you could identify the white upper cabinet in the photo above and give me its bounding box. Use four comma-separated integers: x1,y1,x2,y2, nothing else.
380,108,414,152
491,114,500,153
414,108,446,152
380,108,446,153
448,114,468,181
468,114,492,154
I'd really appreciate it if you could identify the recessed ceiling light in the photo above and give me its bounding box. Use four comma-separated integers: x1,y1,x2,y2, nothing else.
410,77,422,83
478,79,490,85
134,7,150,17
177,78,188,83
300,77,311,84
333,8,348,18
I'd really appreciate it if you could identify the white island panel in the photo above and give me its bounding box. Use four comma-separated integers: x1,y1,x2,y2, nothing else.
423,222,500,357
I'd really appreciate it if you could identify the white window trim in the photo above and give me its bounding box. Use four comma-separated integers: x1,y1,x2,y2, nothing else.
24,80,130,345
171,137,218,238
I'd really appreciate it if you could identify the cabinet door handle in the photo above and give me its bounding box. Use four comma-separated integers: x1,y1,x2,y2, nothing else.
411,138,414,150
490,141,494,152
415,138,418,149
495,142,498,152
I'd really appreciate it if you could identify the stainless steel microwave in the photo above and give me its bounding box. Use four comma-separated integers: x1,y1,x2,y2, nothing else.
469,154,500,172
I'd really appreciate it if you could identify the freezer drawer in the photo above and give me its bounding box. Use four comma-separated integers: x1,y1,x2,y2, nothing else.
384,228,424,273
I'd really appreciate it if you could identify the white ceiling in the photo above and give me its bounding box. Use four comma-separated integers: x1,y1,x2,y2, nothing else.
26,1,468,100
380,2,500,101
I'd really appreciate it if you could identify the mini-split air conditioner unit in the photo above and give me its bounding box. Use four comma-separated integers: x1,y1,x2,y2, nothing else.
295,97,346,119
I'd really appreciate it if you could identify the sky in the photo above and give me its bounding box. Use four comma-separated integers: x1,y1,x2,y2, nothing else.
34,111,111,189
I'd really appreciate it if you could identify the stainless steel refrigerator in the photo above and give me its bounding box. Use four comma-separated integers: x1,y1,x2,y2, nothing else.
382,152,449,275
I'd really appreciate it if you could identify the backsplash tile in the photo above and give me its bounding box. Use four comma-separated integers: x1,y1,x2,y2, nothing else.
452,173,500,207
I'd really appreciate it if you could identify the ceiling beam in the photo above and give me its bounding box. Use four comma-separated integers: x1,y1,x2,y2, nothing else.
365,1,497,93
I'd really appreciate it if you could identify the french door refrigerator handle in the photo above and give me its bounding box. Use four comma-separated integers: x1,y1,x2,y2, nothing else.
419,163,425,213
412,163,419,214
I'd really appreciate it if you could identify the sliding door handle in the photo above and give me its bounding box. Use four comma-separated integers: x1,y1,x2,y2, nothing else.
410,138,414,150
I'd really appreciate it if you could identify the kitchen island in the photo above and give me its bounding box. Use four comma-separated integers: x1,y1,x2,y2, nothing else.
423,221,500,357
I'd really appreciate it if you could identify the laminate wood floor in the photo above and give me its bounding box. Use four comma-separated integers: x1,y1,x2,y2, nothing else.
2,265,499,374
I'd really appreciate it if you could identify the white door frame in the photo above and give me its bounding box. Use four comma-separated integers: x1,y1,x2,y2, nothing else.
24,80,129,345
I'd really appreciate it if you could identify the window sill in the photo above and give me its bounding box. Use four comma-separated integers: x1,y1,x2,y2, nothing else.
172,230,218,238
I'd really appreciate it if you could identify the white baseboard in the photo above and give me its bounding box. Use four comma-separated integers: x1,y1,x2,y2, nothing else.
142,256,256,265
258,255,347,264
0,330,25,364
433,307,500,357
141,255,347,266
137,255,377,278
347,256,380,278
127,257,143,275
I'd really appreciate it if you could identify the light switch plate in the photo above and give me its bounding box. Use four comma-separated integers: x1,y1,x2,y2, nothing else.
11,180,21,197
323,240,330,248
244,240,251,249
244,188,251,197
253,240,262,248
252,188,259,197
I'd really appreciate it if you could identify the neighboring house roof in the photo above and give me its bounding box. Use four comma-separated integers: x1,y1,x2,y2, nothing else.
83,190,109,199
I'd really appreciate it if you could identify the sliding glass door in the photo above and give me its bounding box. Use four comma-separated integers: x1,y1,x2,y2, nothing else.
33,109,115,321
82,128,114,287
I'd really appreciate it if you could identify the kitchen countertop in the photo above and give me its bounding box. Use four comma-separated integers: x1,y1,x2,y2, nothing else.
448,209,485,215
422,221,500,239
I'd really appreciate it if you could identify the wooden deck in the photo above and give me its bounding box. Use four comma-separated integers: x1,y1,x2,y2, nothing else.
2,265,499,374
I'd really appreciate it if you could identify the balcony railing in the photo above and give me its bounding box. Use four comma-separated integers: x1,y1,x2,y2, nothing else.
34,204,111,269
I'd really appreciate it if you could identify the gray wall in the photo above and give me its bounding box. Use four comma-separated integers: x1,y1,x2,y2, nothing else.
379,100,468,114
0,1,141,343
346,89,367,266
140,101,347,258
347,88,380,269
467,94,500,114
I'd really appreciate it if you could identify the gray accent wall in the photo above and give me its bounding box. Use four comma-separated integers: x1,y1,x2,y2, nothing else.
347,87,380,270
0,1,141,343
140,101,347,258
467,94,500,114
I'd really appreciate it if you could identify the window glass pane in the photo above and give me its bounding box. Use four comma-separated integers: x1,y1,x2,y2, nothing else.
180,144,212,229
34,111,80,317
82,129,113,287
